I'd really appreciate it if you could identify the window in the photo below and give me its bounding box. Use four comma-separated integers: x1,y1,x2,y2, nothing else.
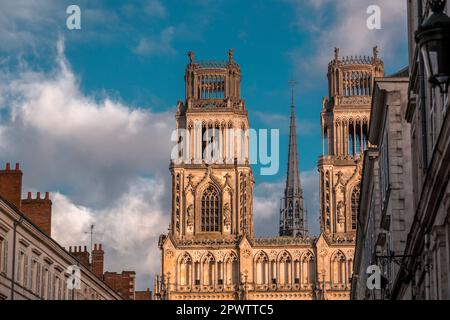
0,238,7,273
23,254,29,289
42,268,48,299
379,125,390,210
30,260,35,292
178,253,192,286
255,252,269,285
201,186,221,232
202,253,215,286
278,251,292,285
301,252,315,285
36,262,41,296
17,251,24,283
331,251,346,285
351,186,360,230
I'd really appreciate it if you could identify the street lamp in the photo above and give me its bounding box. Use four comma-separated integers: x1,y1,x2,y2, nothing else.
415,0,450,94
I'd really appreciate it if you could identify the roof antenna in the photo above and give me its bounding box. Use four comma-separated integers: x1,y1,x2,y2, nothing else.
84,224,103,257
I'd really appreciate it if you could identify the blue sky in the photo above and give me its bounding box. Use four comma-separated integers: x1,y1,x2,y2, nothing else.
0,0,408,289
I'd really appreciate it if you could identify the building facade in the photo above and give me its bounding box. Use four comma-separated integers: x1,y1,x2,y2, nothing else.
351,72,413,300
155,49,382,300
0,163,122,300
352,0,450,300
392,0,450,300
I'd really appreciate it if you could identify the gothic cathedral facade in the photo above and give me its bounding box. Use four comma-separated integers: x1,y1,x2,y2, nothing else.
155,48,383,300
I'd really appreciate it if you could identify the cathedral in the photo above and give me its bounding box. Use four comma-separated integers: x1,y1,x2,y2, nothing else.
154,48,384,300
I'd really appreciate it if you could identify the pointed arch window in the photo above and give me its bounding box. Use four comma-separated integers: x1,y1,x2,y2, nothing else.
301,252,315,285
331,251,346,285
255,252,269,285
351,186,360,230
178,253,192,286
201,186,221,232
278,251,292,285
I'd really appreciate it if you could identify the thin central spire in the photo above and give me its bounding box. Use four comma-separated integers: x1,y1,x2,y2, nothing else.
280,80,307,237
289,79,297,107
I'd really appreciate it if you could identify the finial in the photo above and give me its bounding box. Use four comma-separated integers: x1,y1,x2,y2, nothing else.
289,79,298,107
430,0,446,13
228,48,234,62
334,47,339,61
373,46,379,59
188,51,194,64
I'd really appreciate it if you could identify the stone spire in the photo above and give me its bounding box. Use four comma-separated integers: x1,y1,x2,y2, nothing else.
279,82,307,237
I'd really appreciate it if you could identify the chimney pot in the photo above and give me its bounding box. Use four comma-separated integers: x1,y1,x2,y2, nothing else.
5,163,10,170
15,163,20,170
36,192,41,200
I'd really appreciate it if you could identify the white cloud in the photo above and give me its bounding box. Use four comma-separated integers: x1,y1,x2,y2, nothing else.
0,39,174,289
52,177,168,282
287,0,408,79
0,0,59,52
134,27,176,56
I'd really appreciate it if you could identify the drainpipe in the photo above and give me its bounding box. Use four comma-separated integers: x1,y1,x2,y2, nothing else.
10,216,24,300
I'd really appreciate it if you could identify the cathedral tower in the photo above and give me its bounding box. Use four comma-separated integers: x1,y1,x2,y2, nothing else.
279,86,307,237
318,47,384,237
170,49,254,241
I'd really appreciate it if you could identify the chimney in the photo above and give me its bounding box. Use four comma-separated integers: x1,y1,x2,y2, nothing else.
0,163,23,209
91,243,104,278
69,245,90,267
21,192,52,236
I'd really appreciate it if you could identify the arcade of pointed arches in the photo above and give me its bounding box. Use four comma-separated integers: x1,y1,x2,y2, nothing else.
177,249,352,290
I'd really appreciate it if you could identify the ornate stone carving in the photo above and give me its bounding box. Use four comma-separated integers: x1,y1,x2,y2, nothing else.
242,249,251,259
193,251,202,262
223,203,231,227
165,249,174,259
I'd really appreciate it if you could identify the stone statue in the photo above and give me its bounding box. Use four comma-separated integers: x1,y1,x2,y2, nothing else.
228,49,234,62
337,201,345,224
187,204,194,227
373,46,379,59
188,51,194,64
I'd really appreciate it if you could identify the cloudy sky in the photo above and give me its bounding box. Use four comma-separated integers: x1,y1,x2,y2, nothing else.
0,0,408,290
